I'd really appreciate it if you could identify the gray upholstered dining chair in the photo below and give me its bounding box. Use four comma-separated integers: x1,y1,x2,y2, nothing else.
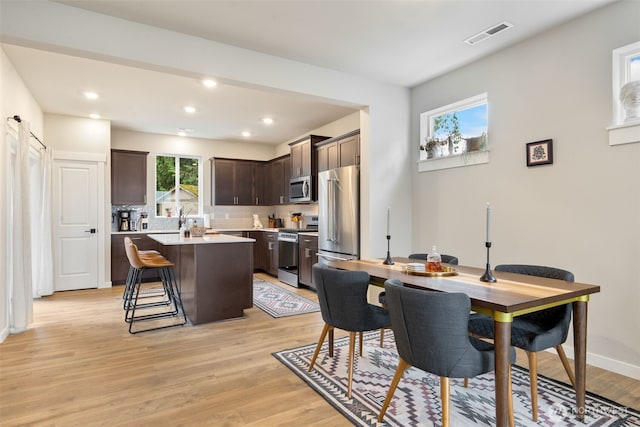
377,253,459,345
378,279,515,426
467,264,575,422
308,263,391,398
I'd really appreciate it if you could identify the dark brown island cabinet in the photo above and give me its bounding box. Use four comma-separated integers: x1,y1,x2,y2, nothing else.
111,233,160,284
111,149,148,205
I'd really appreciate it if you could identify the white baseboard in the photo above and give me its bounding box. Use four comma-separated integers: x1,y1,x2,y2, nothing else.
556,345,640,380
0,326,9,344
98,280,112,289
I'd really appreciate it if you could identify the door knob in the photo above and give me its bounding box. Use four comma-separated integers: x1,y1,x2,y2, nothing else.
84,228,97,234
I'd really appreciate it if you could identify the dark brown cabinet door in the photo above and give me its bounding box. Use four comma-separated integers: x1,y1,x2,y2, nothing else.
111,150,148,205
213,158,256,205
317,141,338,173
254,162,267,205
338,134,360,167
298,234,318,288
263,232,279,276
248,231,265,271
213,159,236,205
268,156,289,205
234,161,255,205
290,139,312,178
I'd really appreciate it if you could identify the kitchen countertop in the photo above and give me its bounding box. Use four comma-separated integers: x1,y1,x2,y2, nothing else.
111,228,283,235
148,233,255,245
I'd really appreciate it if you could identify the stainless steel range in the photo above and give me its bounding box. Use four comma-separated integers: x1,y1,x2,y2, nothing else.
277,216,318,287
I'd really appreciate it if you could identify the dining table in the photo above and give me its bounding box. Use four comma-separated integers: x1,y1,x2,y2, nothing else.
326,257,601,426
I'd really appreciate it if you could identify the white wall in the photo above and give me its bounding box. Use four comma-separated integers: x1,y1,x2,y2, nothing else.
0,47,44,342
411,0,640,378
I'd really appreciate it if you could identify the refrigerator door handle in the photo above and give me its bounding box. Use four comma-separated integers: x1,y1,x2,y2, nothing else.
317,252,352,262
327,178,336,242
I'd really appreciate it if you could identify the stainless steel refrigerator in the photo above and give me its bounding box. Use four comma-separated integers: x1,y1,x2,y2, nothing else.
317,165,360,263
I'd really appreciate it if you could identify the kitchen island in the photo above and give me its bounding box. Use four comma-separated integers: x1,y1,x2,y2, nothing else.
148,233,255,325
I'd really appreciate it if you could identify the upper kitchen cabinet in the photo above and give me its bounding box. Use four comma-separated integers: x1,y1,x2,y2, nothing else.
289,135,328,179
267,155,290,205
212,158,256,205
111,149,148,205
316,130,360,172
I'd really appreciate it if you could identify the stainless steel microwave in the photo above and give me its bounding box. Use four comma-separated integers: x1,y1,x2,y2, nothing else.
289,176,311,203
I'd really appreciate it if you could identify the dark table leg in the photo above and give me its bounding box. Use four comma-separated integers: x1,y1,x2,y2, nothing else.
494,314,513,427
573,298,588,421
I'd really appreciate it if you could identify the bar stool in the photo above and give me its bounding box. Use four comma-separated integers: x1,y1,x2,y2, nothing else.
122,237,167,310
123,237,187,334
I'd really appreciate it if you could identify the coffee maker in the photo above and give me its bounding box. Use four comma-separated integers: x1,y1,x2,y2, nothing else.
118,210,131,232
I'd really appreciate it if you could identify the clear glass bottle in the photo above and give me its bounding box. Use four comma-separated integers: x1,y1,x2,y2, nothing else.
426,245,442,272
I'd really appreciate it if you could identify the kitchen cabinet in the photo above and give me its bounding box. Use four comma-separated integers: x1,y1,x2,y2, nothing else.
316,130,360,172
111,149,148,205
263,231,279,276
298,234,318,289
248,231,265,271
267,155,290,205
317,141,338,173
111,233,160,285
212,158,256,205
289,136,329,199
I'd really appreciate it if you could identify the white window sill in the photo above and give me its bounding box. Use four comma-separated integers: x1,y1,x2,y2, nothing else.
608,122,640,146
417,150,489,172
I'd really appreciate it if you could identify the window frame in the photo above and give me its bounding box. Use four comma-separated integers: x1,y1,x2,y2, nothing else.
418,93,489,172
154,153,203,218
612,40,640,127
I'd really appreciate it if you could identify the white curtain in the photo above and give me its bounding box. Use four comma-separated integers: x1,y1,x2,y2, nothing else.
8,120,34,333
33,147,54,297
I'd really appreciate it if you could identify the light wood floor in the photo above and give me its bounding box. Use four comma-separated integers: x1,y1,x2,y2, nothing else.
1,273,638,426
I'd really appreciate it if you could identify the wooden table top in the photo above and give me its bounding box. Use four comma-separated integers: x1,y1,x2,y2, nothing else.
327,258,601,314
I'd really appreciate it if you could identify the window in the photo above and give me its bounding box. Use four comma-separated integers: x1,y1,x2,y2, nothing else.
609,41,640,146
418,93,489,172
155,154,202,217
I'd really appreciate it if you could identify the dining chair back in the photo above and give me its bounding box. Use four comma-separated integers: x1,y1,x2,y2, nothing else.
378,279,515,426
468,263,575,421
408,253,459,265
308,263,391,398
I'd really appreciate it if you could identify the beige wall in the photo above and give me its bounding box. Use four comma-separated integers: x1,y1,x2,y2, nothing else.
411,0,640,378
0,47,44,341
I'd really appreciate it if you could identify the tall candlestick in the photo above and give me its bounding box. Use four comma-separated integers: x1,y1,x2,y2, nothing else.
387,207,390,236
486,202,491,242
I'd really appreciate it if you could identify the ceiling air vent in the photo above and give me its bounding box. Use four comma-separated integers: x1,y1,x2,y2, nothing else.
464,21,514,46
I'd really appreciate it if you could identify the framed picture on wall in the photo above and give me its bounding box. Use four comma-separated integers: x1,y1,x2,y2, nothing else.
526,139,553,167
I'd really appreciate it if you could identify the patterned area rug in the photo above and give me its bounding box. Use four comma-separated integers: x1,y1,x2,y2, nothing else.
274,332,639,426
253,278,320,318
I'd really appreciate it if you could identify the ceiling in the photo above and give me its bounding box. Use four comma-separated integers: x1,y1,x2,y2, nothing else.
2,0,614,144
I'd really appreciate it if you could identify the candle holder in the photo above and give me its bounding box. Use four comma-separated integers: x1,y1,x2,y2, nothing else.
383,235,394,265
480,241,496,283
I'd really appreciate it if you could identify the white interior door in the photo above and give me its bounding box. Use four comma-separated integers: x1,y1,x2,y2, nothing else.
52,160,98,291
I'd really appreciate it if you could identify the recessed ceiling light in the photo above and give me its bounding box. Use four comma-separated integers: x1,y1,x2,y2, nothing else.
89,113,101,119
177,127,194,137
83,91,99,100
202,79,217,88
184,106,196,114
241,131,251,137
262,117,274,125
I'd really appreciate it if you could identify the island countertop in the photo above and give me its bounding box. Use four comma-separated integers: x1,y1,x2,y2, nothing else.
148,233,255,245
